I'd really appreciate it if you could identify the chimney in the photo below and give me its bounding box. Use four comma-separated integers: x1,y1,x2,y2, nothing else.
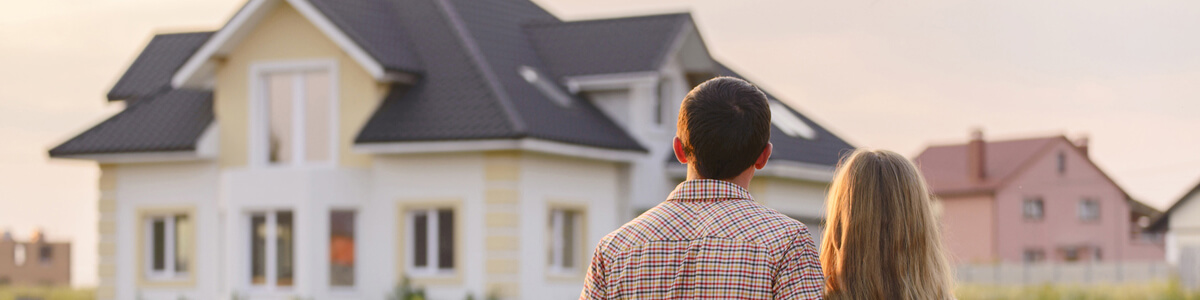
1075,136,1089,157
967,129,986,182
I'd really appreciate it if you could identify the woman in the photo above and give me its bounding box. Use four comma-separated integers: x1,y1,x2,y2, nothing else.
820,149,954,299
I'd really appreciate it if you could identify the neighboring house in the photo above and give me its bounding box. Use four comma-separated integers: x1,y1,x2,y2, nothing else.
0,230,71,286
1147,180,1200,269
914,130,1163,264
48,0,853,299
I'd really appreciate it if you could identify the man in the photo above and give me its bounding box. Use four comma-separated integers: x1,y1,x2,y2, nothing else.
580,77,825,299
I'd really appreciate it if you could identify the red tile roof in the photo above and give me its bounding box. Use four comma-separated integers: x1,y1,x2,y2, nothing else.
914,137,1059,195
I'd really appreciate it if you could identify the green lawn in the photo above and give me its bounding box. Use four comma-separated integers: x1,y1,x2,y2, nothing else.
957,281,1200,300
0,286,92,300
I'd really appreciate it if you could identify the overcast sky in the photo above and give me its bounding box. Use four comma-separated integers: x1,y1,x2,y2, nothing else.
3,0,1199,286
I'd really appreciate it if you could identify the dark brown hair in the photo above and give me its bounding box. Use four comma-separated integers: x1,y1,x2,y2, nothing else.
676,76,771,179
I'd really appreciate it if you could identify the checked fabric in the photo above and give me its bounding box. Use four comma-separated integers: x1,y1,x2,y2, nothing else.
581,179,824,299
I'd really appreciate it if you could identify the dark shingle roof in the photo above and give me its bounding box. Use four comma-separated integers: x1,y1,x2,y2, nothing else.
50,89,213,156
61,0,857,157
524,13,690,78
306,0,422,73
106,32,212,101
714,63,856,166
356,0,644,151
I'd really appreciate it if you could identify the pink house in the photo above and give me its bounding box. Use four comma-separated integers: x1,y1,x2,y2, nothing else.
914,130,1163,264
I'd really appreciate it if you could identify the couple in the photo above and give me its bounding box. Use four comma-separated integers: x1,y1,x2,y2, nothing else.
580,77,953,300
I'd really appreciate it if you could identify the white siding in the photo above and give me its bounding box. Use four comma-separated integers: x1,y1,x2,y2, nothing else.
113,162,220,300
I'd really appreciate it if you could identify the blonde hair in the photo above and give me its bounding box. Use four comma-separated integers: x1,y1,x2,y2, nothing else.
820,149,954,300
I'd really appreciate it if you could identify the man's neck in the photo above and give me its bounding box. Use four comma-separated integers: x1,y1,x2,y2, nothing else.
685,164,756,190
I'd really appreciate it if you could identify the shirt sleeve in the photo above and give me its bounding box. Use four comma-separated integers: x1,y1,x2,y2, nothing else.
773,225,825,299
580,241,609,300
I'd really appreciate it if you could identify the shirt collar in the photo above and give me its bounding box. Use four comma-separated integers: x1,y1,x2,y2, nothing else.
667,179,755,202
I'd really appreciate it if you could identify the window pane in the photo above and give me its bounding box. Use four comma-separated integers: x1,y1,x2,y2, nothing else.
152,219,166,271
304,71,332,163
174,215,191,274
266,73,294,164
437,209,454,269
39,245,51,264
413,212,428,268
562,211,576,269
251,214,267,285
330,210,355,286
276,211,294,287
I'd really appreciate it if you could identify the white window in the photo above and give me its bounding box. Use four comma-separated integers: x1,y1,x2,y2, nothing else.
144,214,192,280
253,62,337,167
1079,199,1100,221
329,210,355,287
407,208,455,275
1023,197,1044,220
250,210,294,288
13,244,25,266
548,209,582,274
768,101,817,140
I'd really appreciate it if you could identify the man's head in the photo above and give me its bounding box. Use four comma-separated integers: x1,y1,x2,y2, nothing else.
674,76,772,180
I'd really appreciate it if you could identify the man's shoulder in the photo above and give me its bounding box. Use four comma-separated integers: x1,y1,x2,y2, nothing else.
726,201,815,245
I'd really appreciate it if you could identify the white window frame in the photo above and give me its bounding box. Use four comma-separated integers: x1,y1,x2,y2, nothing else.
406,208,455,276
1023,197,1044,220
248,59,340,168
548,209,582,275
246,210,295,291
1079,198,1100,222
144,214,188,281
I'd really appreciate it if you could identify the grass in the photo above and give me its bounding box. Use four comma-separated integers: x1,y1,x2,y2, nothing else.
0,286,93,300
957,280,1200,300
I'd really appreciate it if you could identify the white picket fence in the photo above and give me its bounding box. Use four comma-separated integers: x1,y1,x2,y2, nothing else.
956,262,1172,285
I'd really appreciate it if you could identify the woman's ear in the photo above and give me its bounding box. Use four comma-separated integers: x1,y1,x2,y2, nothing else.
754,143,772,169
673,137,688,164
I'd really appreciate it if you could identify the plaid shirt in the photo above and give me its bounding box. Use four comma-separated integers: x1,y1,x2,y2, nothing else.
581,179,824,299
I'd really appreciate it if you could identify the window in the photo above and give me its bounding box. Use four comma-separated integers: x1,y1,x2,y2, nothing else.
1057,152,1066,174
1063,248,1081,262
38,245,51,265
1079,199,1100,222
13,244,25,266
548,209,583,274
259,68,334,166
250,210,294,288
330,210,355,287
1022,249,1045,263
408,209,454,275
768,101,817,139
1023,197,1044,220
144,214,191,280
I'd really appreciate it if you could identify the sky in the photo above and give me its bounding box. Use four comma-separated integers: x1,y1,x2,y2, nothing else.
2,0,1200,287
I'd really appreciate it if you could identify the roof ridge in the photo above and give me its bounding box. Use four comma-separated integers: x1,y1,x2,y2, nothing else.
523,12,692,28
432,0,527,135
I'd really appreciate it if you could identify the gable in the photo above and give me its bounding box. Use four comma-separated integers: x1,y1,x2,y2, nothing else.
212,1,387,168
172,0,416,88
1001,138,1130,200
1172,187,1200,229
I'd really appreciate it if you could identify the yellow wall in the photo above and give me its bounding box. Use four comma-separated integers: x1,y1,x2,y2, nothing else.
214,2,387,168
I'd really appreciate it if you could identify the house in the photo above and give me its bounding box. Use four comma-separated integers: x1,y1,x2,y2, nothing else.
1147,180,1200,287
48,0,854,299
0,229,71,286
914,130,1163,264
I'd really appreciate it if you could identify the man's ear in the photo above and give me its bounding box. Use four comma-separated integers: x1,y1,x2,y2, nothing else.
754,142,772,169
673,137,688,164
